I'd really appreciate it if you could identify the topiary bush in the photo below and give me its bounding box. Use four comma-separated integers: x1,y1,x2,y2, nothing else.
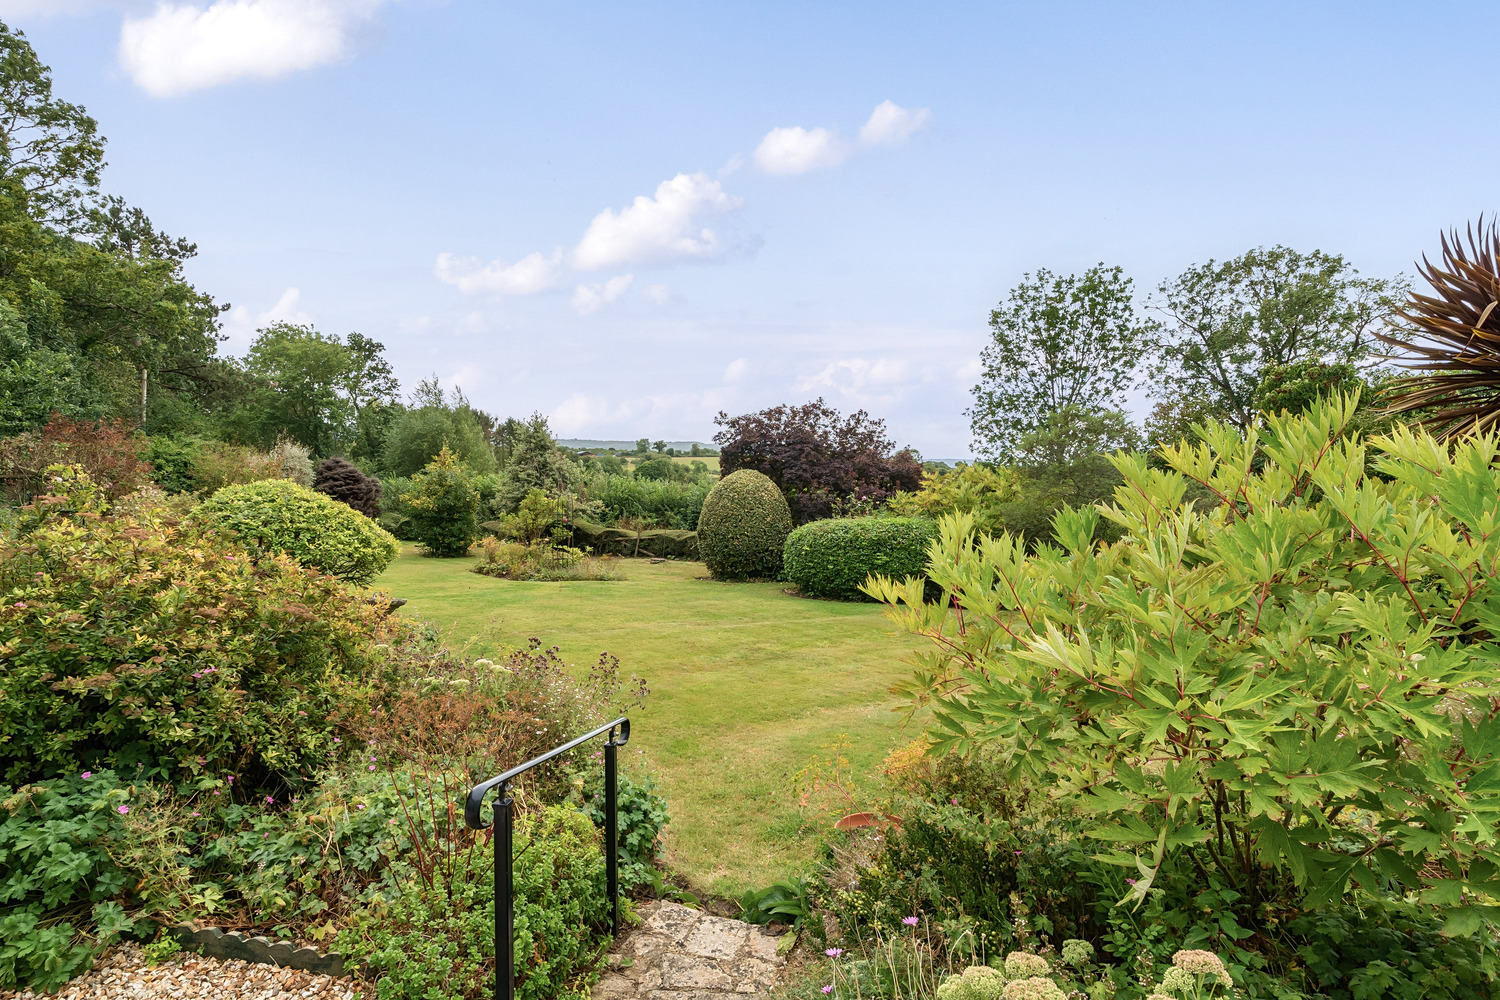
0,486,417,787
783,515,934,601
312,456,382,518
199,478,399,585
696,469,793,580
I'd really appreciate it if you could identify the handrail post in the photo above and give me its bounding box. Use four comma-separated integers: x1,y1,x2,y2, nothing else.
494,788,513,1000
605,731,619,938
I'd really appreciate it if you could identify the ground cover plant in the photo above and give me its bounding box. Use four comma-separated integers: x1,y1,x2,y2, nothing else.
860,395,1500,996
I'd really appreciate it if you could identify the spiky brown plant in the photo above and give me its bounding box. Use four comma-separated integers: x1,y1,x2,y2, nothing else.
1379,218,1500,440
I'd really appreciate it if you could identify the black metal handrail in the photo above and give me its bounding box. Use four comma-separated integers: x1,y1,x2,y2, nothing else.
465,716,630,1000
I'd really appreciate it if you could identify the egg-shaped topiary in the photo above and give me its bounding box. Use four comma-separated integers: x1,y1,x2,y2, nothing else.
697,469,793,580
783,515,935,601
199,478,399,584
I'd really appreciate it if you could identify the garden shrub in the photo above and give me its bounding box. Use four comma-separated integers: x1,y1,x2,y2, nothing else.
403,447,479,557
470,536,625,582
313,456,382,518
199,478,399,585
578,765,669,870
189,441,285,493
866,395,1500,987
0,415,153,505
697,469,792,580
783,515,934,600
269,437,314,486
144,434,203,494
0,771,143,993
337,805,609,1000
586,473,708,530
0,484,417,787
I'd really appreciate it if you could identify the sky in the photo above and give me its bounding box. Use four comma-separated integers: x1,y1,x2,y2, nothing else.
5,1,1499,458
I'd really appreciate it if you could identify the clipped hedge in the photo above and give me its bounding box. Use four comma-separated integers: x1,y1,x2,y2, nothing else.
697,469,792,580
568,520,699,559
783,515,936,600
199,478,399,584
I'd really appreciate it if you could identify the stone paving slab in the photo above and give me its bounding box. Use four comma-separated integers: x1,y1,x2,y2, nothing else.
600,901,787,1000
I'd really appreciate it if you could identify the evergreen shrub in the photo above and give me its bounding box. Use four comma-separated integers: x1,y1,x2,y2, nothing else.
402,448,479,557
312,456,382,518
696,469,793,580
783,515,934,600
199,478,398,584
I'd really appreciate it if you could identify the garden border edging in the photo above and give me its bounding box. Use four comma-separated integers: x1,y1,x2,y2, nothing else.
164,922,354,977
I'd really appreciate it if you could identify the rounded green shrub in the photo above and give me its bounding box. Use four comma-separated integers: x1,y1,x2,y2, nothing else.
697,469,793,579
199,478,399,584
783,515,935,600
402,462,479,557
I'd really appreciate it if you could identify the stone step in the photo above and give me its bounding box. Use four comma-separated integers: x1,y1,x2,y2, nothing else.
596,901,788,1000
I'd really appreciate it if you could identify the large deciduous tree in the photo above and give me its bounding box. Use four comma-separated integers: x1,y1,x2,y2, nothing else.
714,398,922,523
1151,246,1404,431
968,264,1152,462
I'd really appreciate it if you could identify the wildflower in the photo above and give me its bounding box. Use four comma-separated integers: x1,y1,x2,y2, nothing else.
227,775,234,784
1001,979,1065,1000
81,771,92,780
1171,950,1230,984
822,988,833,995
263,832,269,839
369,765,376,771
213,789,221,796
117,805,129,815
333,738,341,743
13,602,25,609
356,803,365,810
1125,878,1137,886
191,812,201,817
265,795,275,804
825,948,843,958
902,916,919,926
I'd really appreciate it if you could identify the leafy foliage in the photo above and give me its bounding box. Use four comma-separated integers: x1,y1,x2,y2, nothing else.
697,469,794,580
585,472,708,530
1151,247,1402,430
0,414,152,504
578,765,670,870
312,456,382,518
198,478,399,585
968,265,1153,462
868,395,1500,938
889,464,1026,538
783,515,935,601
0,486,415,787
400,447,480,557
714,399,921,523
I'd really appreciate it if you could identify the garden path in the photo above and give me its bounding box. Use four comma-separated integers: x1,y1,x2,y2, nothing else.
597,901,790,1000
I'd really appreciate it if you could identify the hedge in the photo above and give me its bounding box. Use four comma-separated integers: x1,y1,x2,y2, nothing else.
199,478,399,584
697,469,792,580
783,515,935,600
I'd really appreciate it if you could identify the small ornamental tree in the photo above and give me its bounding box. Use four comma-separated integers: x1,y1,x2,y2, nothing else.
867,395,1500,936
713,399,922,523
403,446,479,557
313,456,382,517
697,469,793,580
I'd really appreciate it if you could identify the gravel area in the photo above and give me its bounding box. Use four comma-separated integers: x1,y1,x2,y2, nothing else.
0,944,364,1000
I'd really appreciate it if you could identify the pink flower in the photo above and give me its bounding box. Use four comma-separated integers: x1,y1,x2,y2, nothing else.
81,771,92,780
213,789,221,796
902,916,919,926
333,738,340,743
368,765,376,771
265,796,275,804
191,812,201,817
1126,878,1137,886
356,804,365,810
822,988,833,995
825,948,842,958
117,805,129,815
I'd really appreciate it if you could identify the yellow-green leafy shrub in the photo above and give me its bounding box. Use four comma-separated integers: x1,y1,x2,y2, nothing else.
198,478,398,584
697,469,792,580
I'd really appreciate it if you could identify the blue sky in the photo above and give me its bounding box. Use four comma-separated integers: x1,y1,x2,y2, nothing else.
6,1,1499,457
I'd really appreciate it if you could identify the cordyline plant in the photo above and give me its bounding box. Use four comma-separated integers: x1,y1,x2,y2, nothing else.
1380,218,1500,439
866,395,1500,934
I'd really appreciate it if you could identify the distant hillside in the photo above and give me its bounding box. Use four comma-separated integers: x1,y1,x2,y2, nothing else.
559,439,714,452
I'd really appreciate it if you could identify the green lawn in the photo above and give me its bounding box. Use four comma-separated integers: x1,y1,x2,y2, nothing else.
374,546,920,896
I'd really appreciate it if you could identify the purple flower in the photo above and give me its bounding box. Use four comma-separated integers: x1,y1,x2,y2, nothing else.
265,795,275,804
822,988,833,995
902,916,919,926
1126,878,1137,886
81,771,92,780
213,789,221,796
117,805,129,815
191,812,201,817
356,803,365,810
825,948,843,958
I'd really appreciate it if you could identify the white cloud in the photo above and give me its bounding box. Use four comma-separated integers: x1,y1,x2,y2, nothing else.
570,274,634,315
754,101,932,176
858,100,932,146
571,173,741,271
118,0,381,98
752,126,850,176
643,283,673,305
433,250,565,296
795,357,910,399
220,286,313,354
723,357,750,382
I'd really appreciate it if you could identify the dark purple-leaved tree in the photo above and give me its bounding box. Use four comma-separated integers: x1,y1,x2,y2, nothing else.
713,399,922,523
